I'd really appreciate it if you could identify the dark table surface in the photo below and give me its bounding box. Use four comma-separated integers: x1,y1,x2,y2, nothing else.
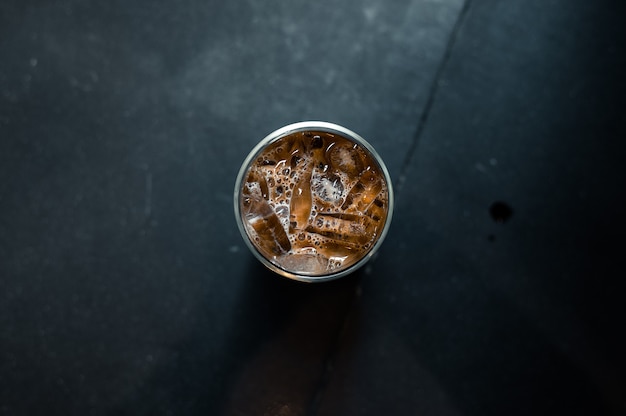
1,0,625,415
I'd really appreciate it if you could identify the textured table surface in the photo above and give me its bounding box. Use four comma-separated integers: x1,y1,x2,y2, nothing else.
1,0,625,415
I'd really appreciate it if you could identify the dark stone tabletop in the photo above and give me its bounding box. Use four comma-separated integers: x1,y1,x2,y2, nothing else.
1,0,624,414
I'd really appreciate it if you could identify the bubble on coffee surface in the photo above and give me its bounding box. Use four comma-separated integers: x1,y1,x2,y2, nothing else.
240,130,389,275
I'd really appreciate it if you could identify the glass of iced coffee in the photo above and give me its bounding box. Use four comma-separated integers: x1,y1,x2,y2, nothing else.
234,121,393,282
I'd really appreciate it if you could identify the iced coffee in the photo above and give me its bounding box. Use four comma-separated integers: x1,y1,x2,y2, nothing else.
235,122,393,281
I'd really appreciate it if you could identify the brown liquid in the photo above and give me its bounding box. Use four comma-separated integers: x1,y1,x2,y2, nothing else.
240,130,389,275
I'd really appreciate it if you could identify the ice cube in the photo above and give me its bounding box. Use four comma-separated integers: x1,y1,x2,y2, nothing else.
289,170,313,231
243,185,291,255
279,252,329,274
246,168,269,200
328,144,364,176
341,170,383,212
311,173,344,203
364,198,387,222
305,214,370,245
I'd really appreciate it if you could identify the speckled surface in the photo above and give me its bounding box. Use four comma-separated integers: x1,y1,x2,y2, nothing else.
1,0,625,415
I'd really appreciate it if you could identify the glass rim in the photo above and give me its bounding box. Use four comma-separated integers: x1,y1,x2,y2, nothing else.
233,121,394,282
